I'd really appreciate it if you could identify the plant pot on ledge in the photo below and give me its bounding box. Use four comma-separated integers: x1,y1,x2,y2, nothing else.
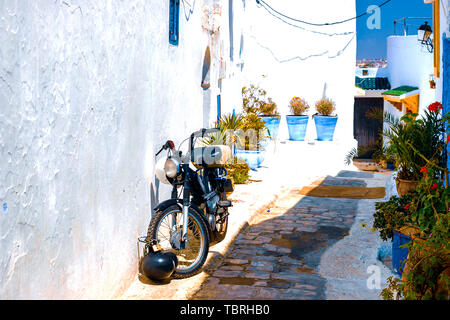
313,98,337,141
287,97,310,141
392,226,422,275
396,179,419,196
286,115,308,141
235,149,265,170
259,116,281,141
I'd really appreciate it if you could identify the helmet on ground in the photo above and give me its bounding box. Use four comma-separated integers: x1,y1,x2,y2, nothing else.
141,251,178,281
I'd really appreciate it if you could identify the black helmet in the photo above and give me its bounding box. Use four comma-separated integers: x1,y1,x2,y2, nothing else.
141,251,178,281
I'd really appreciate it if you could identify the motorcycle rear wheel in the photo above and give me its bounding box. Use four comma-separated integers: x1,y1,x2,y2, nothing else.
147,205,210,279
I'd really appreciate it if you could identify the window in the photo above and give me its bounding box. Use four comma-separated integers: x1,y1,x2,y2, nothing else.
169,0,180,46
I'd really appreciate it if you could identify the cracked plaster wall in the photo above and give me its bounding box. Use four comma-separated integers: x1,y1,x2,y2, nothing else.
0,0,236,299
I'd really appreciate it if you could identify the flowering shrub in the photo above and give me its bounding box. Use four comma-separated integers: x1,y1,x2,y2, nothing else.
379,101,450,299
373,194,416,241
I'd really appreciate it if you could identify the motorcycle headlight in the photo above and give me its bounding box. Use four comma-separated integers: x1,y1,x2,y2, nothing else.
164,158,180,178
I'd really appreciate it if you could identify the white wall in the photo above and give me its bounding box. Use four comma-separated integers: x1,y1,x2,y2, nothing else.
241,0,357,144
0,0,240,299
385,35,435,118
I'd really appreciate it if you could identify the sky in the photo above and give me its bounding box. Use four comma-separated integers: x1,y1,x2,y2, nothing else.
357,0,433,60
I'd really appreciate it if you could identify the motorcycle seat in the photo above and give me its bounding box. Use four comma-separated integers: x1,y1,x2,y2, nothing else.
191,145,232,168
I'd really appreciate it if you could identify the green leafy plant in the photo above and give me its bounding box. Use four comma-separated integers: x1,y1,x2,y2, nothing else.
383,104,447,181
382,214,450,300
203,113,244,149
225,158,250,184
379,105,450,299
238,112,268,150
315,98,336,116
380,181,450,300
238,85,271,150
373,194,416,241
289,96,310,116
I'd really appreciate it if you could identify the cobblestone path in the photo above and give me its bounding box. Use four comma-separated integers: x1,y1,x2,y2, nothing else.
191,171,391,300
191,195,359,299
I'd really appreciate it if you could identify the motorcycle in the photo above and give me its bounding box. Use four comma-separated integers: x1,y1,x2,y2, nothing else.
143,128,234,279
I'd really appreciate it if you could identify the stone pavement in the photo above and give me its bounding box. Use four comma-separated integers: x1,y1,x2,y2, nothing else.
191,171,396,300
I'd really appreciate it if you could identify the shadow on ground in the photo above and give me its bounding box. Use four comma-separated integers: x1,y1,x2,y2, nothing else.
188,170,384,300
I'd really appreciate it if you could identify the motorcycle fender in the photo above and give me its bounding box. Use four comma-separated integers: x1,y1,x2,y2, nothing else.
153,199,211,238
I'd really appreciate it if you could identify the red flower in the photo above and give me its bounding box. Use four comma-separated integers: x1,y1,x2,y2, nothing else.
447,134,450,144
420,166,428,173
432,183,438,190
404,204,410,210
428,102,443,112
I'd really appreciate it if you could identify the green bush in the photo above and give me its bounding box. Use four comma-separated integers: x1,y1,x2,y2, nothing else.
225,158,250,184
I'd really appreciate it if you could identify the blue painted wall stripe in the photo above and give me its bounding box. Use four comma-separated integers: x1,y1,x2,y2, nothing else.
217,95,221,123
443,36,450,170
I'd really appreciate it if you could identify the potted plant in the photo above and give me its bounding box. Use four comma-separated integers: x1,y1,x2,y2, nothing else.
286,96,310,141
235,112,268,170
236,85,271,169
242,85,281,142
259,97,281,142
381,168,450,300
313,98,337,141
373,193,420,274
383,102,447,196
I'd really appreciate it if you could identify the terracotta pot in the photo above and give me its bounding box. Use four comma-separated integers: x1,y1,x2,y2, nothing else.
396,179,419,196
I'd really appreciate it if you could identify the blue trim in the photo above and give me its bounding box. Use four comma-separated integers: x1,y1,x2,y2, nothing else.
443,36,450,171
217,95,221,123
169,0,180,46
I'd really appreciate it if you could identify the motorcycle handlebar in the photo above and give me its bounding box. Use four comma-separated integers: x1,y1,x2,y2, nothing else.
191,128,220,138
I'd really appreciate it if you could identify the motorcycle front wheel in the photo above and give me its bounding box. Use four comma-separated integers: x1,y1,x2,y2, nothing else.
147,205,210,279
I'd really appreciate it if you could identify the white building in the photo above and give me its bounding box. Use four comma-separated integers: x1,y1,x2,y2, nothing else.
0,0,244,299
241,0,357,150
383,1,450,119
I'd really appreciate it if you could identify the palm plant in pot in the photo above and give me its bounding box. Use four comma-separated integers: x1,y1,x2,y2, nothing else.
287,96,310,141
383,102,447,196
313,98,337,141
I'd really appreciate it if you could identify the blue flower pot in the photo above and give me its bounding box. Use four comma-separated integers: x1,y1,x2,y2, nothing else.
286,115,309,141
235,150,265,170
260,116,281,141
392,231,411,275
314,115,338,141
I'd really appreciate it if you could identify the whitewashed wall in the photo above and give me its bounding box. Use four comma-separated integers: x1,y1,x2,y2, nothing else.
385,35,435,118
241,0,357,146
0,0,241,299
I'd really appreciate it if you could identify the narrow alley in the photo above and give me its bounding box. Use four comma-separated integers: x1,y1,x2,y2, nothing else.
191,170,393,300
